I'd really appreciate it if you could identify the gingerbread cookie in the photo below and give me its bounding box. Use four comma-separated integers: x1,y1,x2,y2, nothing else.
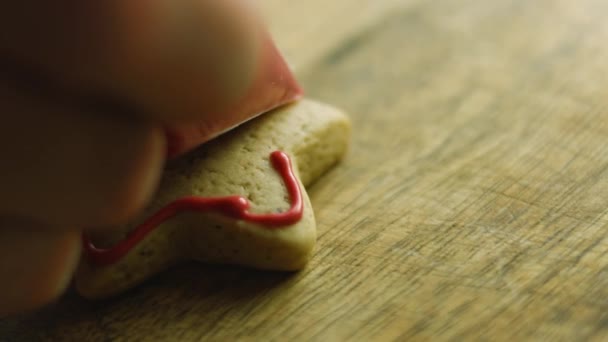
76,99,351,298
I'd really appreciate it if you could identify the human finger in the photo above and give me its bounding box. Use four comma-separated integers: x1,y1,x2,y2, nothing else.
0,218,80,317
0,0,261,123
0,82,165,228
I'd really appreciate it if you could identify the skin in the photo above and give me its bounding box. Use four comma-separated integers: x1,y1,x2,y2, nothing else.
0,0,260,316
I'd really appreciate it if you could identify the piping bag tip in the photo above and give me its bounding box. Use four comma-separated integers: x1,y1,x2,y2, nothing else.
164,32,303,159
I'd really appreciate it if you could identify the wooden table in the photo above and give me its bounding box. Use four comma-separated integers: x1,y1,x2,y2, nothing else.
3,0,608,340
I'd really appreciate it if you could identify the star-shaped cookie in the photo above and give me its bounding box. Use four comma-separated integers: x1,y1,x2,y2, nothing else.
76,99,351,298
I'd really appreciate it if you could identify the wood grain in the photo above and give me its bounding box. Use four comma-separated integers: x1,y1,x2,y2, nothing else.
3,0,608,340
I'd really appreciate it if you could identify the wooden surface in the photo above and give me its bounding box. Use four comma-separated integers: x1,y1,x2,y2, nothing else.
3,0,608,340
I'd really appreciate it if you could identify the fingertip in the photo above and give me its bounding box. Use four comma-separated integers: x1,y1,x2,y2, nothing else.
97,123,165,226
0,84,167,229
0,223,81,317
117,0,263,123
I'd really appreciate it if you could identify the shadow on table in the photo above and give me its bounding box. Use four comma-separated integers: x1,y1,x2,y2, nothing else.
0,262,296,340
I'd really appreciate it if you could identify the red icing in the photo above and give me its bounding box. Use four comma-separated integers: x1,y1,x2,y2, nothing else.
83,151,303,266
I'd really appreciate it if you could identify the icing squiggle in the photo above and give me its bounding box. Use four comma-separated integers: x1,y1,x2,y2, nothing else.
82,151,303,266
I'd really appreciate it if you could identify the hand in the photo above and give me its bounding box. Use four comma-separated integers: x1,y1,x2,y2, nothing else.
0,0,259,316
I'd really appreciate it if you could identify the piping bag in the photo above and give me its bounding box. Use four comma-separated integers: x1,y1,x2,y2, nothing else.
163,23,302,159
